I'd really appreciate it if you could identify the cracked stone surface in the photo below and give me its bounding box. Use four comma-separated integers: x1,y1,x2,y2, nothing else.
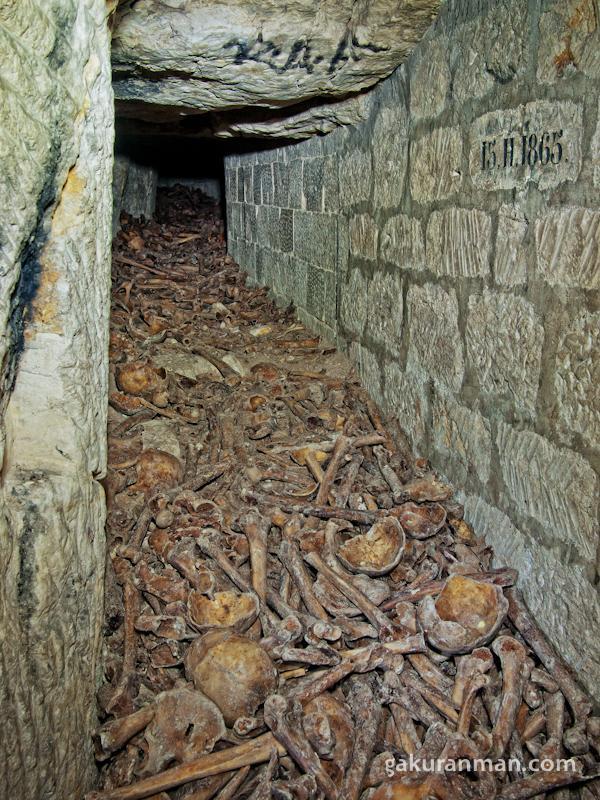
0,1,113,797
112,0,440,138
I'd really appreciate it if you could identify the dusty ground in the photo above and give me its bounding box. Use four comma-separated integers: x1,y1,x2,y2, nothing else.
92,187,598,800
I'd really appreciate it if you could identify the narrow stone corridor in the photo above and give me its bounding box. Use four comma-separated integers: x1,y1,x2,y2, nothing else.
93,188,598,800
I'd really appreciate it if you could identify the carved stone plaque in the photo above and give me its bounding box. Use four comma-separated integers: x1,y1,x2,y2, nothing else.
469,100,582,191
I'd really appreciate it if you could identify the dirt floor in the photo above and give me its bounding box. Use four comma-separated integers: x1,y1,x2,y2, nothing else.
91,187,599,800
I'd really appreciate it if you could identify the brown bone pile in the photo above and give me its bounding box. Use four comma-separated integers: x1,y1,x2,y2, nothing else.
90,187,599,800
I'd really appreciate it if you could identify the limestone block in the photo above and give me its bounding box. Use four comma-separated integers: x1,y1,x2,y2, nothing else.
225,165,237,199
464,496,600,701
494,204,528,286
232,240,257,277
496,422,599,563
229,202,243,241
406,284,464,393
322,157,340,214
593,98,600,188
349,214,378,261
293,211,337,271
372,106,409,209
450,0,528,105
235,167,244,201
279,209,294,252
354,344,384,407
469,101,583,192
290,258,308,309
228,239,240,264
409,126,463,203
431,390,492,486
289,160,305,208
242,164,255,203
339,268,368,337
535,207,600,290
306,264,336,326
466,291,543,414
298,305,337,342
380,214,425,271
266,251,288,306
365,271,403,353
256,205,277,250
253,163,274,205
263,163,276,205
384,363,429,453
272,161,289,207
337,215,350,279
410,36,450,119
303,157,324,212
537,0,600,83
117,157,158,221
426,208,491,278
340,150,372,209
243,203,257,243
555,311,600,450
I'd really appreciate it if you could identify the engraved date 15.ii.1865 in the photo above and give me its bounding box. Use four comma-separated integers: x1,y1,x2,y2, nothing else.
481,130,564,171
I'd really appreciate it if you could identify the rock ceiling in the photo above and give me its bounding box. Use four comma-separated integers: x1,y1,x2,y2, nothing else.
111,0,440,139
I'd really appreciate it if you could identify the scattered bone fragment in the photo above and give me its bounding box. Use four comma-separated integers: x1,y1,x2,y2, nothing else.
506,588,592,721
140,688,226,776
94,706,155,761
96,188,597,799
87,733,285,799
491,636,530,759
263,694,338,799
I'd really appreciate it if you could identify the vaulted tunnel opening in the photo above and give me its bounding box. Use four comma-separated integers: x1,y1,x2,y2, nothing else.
1,1,599,798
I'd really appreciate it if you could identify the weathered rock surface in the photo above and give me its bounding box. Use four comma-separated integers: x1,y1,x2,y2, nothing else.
0,1,113,798
406,284,464,393
432,390,492,486
466,291,544,415
496,422,599,563
112,0,440,138
464,496,600,698
554,311,600,451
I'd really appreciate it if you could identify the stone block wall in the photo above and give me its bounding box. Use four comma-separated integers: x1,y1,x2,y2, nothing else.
0,1,113,796
226,0,600,697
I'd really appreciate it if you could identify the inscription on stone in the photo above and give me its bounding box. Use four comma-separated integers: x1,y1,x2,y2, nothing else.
481,130,563,171
470,101,582,191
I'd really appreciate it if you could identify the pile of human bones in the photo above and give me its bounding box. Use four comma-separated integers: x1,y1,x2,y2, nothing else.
89,187,600,800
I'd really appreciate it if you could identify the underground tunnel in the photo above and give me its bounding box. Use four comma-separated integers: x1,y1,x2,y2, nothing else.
1,1,599,798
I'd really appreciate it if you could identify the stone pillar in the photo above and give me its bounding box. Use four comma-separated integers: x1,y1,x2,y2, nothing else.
0,1,114,797
113,154,158,236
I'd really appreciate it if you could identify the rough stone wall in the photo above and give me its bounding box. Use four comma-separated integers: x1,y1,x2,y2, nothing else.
113,154,158,236
226,0,600,698
0,2,114,797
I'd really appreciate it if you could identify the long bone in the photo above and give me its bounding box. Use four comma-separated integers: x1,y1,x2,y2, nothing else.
491,636,530,759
